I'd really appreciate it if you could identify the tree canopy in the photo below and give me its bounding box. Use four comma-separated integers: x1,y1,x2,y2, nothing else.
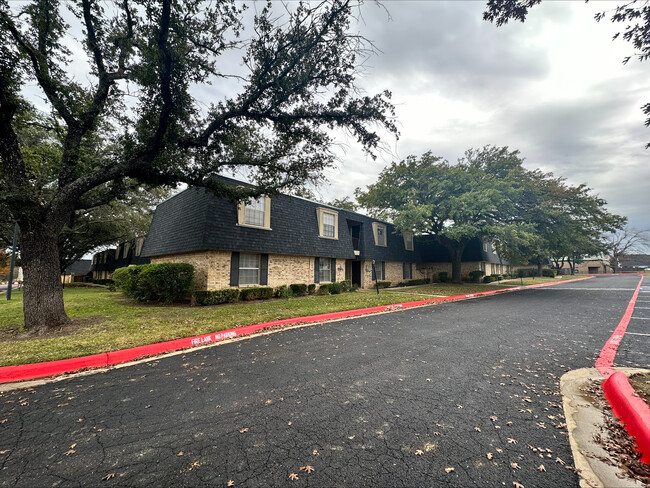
356,146,624,282
0,0,397,331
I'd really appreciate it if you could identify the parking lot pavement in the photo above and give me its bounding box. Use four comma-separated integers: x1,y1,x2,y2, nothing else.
0,275,644,487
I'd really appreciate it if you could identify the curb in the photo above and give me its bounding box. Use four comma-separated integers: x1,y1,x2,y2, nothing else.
0,276,593,384
602,371,650,464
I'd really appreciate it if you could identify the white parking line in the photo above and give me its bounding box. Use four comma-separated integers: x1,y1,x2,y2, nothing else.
631,317,650,320
626,332,650,336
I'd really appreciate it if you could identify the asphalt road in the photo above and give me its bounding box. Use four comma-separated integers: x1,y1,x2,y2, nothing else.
0,275,645,487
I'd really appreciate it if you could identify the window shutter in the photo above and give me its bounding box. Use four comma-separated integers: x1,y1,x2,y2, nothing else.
403,262,407,279
331,258,336,282
260,254,269,286
314,257,320,283
230,252,240,286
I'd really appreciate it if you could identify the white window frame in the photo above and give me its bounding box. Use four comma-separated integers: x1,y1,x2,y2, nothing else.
239,253,261,286
318,258,332,283
372,222,387,247
403,231,414,251
237,196,271,230
316,208,339,240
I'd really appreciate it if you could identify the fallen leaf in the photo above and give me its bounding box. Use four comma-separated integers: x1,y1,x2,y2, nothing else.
0,450,11,455
474,427,481,432
0,419,6,424
101,473,115,481
507,438,518,444
64,449,75,456
490,416,498,422
445,467,454,473
178,451,183,456
70,443,77,449
556,457,565,466
506,421,513,426
289,473,299,481
227,481,235,487
496,448,503,453
513,483,525,488
486,453,493,460
348,435,355,440
537,464,546,472
312,450,319,456
239,428,248,434
415,450,424,456
510,462,520,470
57,403,69,407
426,378,432,382
300,465,315,473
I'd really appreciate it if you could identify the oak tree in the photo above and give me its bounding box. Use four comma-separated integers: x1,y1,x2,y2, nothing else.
0,0,397,331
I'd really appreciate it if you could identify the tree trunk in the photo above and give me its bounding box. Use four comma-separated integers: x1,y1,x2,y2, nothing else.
450,247,464,284
537,258,544,277
20,223,69,332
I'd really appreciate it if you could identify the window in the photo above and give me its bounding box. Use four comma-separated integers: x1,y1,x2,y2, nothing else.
319,258,332,283
403,231,414,251
245,198,265,226
372,222,387,247
323,212,335,237
372,261,385,281
317,208,338,239
403,262,412,280
135,237,145,257
237,196,271,229
239,253,260,286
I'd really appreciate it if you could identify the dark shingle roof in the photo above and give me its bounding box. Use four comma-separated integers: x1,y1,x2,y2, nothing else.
64,260,91,275
142,182,419,262
142,177,508,265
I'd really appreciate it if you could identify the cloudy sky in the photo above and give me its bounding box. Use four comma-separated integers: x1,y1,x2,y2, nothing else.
306,1,649,230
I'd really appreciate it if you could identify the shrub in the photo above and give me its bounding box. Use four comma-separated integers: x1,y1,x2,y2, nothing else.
113,267,141,297
328,282,343,294
438,272,448,283
307,283,316,294
289,283,308,296
469,270,485,282
274,285,292,298
194,289,240,306
239,287,274,301
542,268,556,277
377,281,392,289
483,275,498,283
406,279,426,286
340,280,353,292
92,278,115,286
114,263,194,302
317,284,330,295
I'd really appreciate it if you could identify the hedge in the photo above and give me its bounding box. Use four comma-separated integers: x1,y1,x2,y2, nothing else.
376,281,392,289
194,289,240,306
328,282,343,294
468,270,485,282
438,272,448,283
113,263,194,302
289,283,308,296
239,287,274,301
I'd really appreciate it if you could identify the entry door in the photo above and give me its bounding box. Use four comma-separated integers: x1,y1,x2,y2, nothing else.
351,261,362,287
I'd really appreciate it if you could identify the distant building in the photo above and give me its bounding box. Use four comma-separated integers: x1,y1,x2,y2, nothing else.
61,260,92,283
90,237,149,280
141,177,510,290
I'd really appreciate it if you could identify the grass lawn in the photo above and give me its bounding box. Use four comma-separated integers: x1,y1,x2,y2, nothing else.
0,282,515,366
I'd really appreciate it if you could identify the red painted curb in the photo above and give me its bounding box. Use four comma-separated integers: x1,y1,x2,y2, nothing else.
0,275,593,384
596,275,644,378
602,372,650,464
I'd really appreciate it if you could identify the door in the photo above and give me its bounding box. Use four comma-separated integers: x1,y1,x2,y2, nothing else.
351,261,362,288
